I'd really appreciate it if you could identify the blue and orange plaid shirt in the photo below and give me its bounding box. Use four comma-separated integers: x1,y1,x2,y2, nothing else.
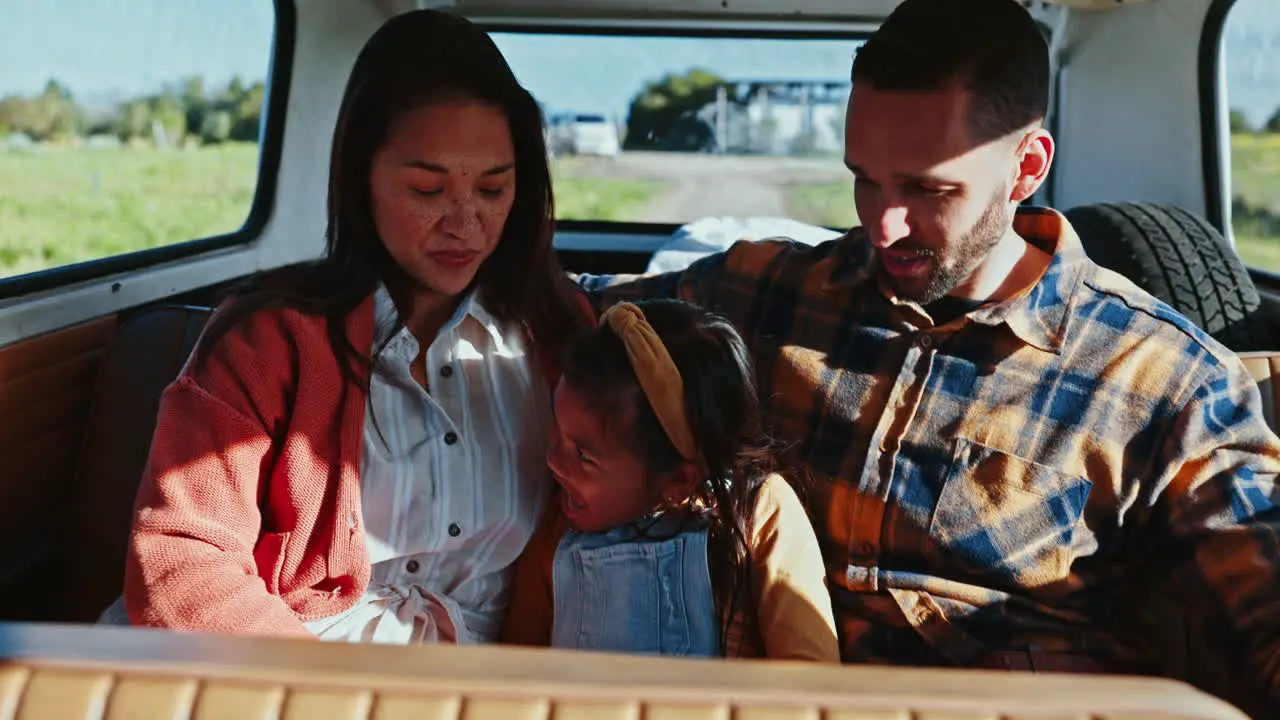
576,207,1280,704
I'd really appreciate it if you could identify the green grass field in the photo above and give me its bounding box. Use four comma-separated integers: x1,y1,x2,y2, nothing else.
0,143,664,279
1230,133,1280,269
782,132,1280,272
1,134,1278,279
0,143,258,278
554,176,666,222
785,180,858,230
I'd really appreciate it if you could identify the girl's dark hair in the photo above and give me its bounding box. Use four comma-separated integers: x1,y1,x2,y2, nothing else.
560,299,773,654
195,9,586,384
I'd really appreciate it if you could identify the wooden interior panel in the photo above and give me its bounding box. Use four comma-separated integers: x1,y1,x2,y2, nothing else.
0,315,115,378
0,315,116,616
0,425,82,537
0,315,116,489
1,378,96,454
0,350,102,420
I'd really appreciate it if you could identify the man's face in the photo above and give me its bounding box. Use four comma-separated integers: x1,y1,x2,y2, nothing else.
844,83,1025,304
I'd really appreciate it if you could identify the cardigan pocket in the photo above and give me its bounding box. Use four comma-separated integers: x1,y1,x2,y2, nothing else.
252,531,291,596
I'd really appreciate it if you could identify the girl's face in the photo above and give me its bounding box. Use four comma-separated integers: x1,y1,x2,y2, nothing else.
368,98,516,299
548,380,679,533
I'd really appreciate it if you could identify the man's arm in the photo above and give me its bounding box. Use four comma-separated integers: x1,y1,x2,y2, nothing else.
572,247,733,313
1149,356,1280,713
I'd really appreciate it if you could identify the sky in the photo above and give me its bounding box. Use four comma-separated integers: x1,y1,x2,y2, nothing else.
0,0,1277,126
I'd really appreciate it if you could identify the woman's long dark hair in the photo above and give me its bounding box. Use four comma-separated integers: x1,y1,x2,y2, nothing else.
560,299,774,655
194,9,586,384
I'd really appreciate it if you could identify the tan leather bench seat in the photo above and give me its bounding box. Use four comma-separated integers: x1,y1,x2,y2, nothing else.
0,622,1252,720
1239,352,1280,432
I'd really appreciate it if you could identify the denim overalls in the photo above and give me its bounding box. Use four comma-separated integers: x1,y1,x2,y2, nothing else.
550,514,720,657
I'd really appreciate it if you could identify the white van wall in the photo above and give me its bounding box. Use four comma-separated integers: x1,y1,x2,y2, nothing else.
1051,0,1216,218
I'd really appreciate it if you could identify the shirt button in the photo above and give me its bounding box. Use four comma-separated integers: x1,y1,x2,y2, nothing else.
406,559,420,573
918,334,933,349
448,523,462,537
441,365,454,379
444,431,459,445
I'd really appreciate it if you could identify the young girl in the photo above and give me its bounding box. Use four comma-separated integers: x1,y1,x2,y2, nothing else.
501,299,839,661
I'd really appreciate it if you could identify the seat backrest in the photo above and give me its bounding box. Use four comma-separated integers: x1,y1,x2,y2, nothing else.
60,305,211,623
1238,352,1280,433
0,622,1253,720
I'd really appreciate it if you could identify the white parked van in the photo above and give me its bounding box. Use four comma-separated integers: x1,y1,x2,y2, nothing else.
547,112,621,157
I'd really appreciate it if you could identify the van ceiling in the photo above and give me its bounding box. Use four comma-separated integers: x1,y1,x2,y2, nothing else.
373,0,1154,22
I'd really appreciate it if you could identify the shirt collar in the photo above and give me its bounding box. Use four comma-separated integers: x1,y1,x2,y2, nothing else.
828,207,1086,354
372,283,402,350
371,283,505,351
451,288,506,345
977,207,1087,354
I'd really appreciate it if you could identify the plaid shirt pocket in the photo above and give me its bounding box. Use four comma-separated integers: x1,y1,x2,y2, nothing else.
929,437,1093,589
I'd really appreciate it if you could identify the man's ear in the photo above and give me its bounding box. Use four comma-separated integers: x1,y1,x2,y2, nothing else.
1010,127,1055,203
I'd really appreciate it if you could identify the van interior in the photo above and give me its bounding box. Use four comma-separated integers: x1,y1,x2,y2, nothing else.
0,0,1276,717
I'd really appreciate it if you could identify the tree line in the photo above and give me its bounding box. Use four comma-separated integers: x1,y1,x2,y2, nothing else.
3,71,1273,150
0,76,266,146
621,68,843,154
1230,107,1280,134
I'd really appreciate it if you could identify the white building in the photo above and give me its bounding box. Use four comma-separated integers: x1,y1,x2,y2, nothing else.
698,79,849,155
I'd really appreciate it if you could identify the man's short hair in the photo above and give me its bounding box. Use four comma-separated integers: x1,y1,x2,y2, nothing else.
851,0,1051,143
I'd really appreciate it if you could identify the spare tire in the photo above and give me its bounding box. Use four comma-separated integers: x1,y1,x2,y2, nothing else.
1064,201,1275,352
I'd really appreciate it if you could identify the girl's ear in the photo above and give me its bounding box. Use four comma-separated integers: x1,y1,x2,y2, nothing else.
659,461,702,505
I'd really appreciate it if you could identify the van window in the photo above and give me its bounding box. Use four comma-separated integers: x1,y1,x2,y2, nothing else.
0,1,275,282
492,30,863,227
1222,0,1280,271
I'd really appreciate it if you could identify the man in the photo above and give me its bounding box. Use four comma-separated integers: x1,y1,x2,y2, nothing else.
576,0,1279,713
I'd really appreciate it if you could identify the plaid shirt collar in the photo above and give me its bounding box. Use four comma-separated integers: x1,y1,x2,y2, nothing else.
828,206,1088,355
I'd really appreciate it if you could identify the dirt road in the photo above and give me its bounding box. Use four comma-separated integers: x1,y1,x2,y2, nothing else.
556,151,848,221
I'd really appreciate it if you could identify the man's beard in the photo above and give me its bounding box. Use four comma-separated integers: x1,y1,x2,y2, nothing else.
879,187,1012,305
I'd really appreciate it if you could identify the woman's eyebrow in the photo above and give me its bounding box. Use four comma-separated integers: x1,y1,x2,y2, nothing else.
401,160,447,172
400,160,514,176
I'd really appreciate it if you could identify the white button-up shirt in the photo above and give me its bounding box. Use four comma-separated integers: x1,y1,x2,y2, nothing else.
304,284,552,644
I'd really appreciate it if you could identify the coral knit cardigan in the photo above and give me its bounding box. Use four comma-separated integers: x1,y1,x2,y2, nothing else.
123,293,579,636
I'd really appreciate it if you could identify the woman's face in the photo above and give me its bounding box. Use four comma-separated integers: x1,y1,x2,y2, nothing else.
368,98,516,298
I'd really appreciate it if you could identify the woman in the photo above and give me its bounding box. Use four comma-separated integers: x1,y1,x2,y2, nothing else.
107,9,590,644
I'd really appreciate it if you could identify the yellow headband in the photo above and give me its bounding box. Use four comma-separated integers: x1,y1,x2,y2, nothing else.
599,303,698,462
